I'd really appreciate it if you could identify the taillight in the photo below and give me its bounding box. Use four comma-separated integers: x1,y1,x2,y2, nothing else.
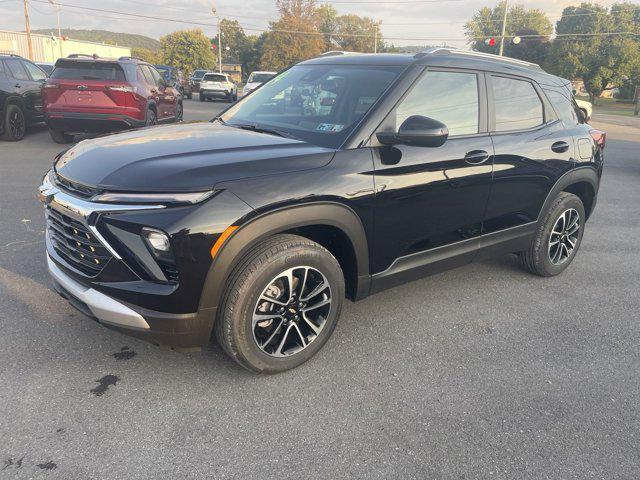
590,129,605,149
43,83,59,89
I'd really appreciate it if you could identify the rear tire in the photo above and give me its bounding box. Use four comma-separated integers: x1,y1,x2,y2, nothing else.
215,234,345,374
519,192,585,277
48,128,74,144
1,104,26,141
199,94,205,102
176,102,183,122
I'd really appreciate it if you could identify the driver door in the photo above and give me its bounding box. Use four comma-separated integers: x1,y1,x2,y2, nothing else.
370,68,494,286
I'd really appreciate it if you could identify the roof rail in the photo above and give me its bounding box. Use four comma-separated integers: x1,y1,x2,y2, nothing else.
415,47,542,71
118,56,144,62
67,53,99,59
318,50,361,57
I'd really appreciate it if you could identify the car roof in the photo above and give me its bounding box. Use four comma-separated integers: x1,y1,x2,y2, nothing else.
300,48,567,87
250,71,277,74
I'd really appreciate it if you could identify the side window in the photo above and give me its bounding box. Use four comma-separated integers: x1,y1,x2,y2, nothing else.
396,70,479,136
148,66,162,86
544,88,579,126
492,76,544,131
23,61,47,81
5,59,30,81
140,65,155,85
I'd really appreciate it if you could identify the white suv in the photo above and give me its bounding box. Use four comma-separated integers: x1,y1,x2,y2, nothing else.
199,73,237,102
242,71,277,96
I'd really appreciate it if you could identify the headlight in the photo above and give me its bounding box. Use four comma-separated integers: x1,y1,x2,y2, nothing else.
91,190,216,205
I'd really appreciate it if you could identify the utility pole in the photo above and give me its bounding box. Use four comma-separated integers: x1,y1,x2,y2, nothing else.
374,24,378,53
23,0,34,60
212,6,222,73
498,0,508,56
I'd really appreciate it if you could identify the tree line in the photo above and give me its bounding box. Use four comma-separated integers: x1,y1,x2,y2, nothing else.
466,1,640,102
132,0,640,103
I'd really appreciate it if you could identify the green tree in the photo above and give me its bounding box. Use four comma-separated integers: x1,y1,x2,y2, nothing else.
261,0,326,70
131,47,162,64
465,1,553,62
317,4,339,51
212,19,249,64
333,14,381,52
160,29,216,76
545,3,640,103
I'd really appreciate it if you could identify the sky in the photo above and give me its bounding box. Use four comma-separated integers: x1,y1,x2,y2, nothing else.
0,0,626,49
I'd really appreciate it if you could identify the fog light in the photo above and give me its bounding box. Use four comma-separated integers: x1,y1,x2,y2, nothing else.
143,228,170,252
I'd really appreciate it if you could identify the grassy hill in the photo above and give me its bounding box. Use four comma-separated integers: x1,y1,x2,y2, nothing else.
32,29,160,51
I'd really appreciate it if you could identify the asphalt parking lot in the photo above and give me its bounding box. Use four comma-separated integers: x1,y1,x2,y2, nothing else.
1,98,639,479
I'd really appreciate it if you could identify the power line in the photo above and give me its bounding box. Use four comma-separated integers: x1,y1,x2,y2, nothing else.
17,0,640,43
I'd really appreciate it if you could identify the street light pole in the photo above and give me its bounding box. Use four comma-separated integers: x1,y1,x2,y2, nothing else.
373,24,377,53
48,0,62,57
212,6,222,73
23,0,34,60
498,0,508,56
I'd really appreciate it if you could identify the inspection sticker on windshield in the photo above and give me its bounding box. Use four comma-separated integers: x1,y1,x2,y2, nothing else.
316,123,344,132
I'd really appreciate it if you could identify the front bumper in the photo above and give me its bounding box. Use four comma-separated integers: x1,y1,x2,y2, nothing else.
46,112,146,133
48,254,150,330
37,174,252,349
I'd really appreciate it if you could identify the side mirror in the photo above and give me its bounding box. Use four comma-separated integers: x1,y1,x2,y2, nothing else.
377,115,448,148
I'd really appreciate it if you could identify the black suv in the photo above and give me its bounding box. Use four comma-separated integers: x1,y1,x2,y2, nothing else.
0,54,47,141
39,49,604,373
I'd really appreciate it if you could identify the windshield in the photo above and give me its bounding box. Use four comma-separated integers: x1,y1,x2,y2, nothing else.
248,73,275,83
221,65,402,149
203,74,227,82
192,70,206,79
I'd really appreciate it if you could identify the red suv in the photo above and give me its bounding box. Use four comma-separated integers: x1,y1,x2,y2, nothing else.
43,56,182,143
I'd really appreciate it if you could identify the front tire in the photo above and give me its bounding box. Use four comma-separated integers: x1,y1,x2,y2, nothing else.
519,192,585,277
175,102,183,122
49,129,74,144
145,108,157,126
215,234,345,374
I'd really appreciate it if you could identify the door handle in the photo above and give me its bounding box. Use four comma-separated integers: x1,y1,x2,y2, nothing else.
551,141,570,153
14,83,21,88
464,150,490,165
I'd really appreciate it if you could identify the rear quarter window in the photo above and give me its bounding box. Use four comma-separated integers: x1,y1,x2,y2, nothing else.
491,76,544,131
50,62,126,81
544,88,580,126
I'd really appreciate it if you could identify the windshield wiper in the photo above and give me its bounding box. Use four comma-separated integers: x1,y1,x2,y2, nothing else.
230,122,300,141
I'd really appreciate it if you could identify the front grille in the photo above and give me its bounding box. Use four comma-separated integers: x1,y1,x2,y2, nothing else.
54,174,99,199
46,207,112,276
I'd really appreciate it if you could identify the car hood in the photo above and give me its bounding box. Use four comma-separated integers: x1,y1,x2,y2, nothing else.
54,122,335,192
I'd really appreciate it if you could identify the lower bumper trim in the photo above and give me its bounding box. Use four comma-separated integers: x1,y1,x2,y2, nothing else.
47,255,150,330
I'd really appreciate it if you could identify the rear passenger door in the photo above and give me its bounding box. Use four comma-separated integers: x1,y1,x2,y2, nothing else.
483,74,575,235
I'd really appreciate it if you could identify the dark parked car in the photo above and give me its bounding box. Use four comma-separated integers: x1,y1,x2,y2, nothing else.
155,64,193,99
36,62,55,76
0,54,47,141
39,49,604,373
189,69,207,92
43,56,182,143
